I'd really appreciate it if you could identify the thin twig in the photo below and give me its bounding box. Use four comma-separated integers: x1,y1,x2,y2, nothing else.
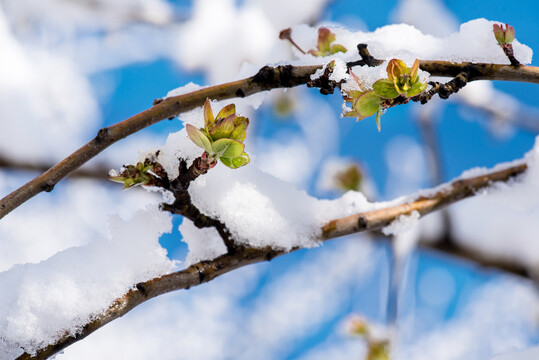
17,161,528,360
501,43,520,67
419,61,538,83
279,28,307,54
160,158,238,253
457,94,539,134
321,163,527,239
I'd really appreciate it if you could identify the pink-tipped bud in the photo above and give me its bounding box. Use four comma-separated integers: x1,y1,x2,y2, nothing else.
493,23,515,45
505,24,515,43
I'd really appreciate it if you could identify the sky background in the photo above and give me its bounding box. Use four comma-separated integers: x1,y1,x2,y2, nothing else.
85,0,539,357
1,0,538,358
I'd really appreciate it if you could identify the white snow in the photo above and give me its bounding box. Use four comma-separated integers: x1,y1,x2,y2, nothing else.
382,210,420,239
178,131,539,264
165,82,203,99
0,0,537,356
171,0,331,83
287,19,532,101
179,219,227,266
187,164,373,251
56,237,376,360
0,9,100,164
1,0,173,37
0,208,174,358
448,136,539,271
288,18,532,67
0,179,159,272
383,211,421,257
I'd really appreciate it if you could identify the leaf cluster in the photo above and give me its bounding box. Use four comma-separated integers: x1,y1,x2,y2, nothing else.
344,59,427,131
186,98,250,169
109,159,167,189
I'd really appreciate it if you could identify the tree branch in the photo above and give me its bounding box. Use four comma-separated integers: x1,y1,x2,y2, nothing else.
17,161,528,360
321,162,527,239
0,64,318,219
418,61,539,83
1,58,538,219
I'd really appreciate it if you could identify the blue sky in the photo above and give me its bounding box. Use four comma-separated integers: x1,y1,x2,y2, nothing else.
90,0,538,357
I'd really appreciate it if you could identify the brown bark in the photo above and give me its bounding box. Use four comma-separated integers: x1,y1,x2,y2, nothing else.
17,161,529,360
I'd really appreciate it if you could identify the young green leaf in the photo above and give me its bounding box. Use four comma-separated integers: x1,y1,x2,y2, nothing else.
186,124,213,153
343,109,361,118
230,116,249,142
372,79,399,99
407,82,428,97
493,23,515,45
353,91,382,118
308,27,347,56
208,114,236,140
318,28,335,53
203,98,215,129
387,59,410,82
330,44,347,54
220,152,250,169
410,59,420,83
215,103,236,122
233,152,250,168
212,138,245,159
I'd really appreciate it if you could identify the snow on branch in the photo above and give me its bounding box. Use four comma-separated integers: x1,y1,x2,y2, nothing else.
321,163,527,240
0,64,319,219
15,160,529,360
4,20,539,358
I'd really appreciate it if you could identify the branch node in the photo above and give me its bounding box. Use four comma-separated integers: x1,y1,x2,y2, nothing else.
96,128,109,144
357,215,368,230
411,71,470,104
307,63,338,95
235,88,245,98
195,263,207,284
135,283,147,296
253,65,296,89
265,251,277,261
41,181,55,193
346,43,384,68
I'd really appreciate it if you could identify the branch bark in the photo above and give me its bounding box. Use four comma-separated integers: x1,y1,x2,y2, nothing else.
1,61,538,219
418,61,539,83
17,161,528,360
0,64,318,219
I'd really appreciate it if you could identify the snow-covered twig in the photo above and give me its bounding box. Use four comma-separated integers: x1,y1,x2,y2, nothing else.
321,163,527,239
16,161,528,360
